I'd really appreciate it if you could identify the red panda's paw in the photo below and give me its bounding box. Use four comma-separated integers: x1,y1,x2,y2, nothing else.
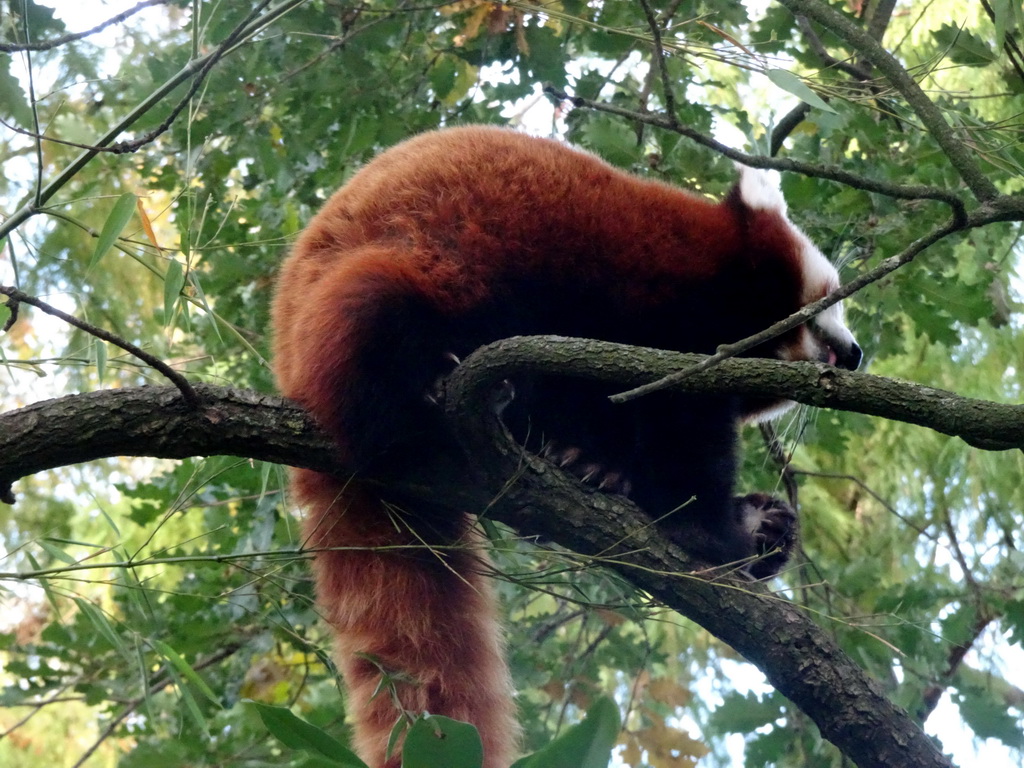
490,377,516,415
736,492,798,579
424,352,515,414
541,441,632,497
424,352,462,405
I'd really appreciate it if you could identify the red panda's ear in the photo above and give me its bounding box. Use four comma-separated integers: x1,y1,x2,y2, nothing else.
726,164,789,219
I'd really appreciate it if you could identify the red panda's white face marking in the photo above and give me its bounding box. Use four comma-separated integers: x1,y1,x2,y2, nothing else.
736,165,789,215
736,166,862,412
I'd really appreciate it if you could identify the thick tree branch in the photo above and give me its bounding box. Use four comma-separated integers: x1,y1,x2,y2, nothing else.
438,345,956,768
0,385,333,504
2,341,1023,504
0,339,1001,767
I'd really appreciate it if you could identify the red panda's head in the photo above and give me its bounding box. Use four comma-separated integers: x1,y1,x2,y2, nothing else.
731,165,862,421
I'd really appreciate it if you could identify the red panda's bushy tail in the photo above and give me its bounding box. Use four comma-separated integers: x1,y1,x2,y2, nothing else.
293,468,519,768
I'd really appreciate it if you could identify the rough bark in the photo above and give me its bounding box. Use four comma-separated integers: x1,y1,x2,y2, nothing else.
0,337,993,767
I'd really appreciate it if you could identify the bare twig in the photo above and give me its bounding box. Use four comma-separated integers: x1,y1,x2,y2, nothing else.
865,0,898,44
21,7,44,208
0,286,199,408
612,215,965,404
796,15,872,80
544,86,967,218
0,0,172,53
979,0,1024,87
792,470,935,540
770,102,811,156
0,0,306,244
759,422,800,508
637,0,679,125
777,0,999,202
69,642,242,768
918,612,994,722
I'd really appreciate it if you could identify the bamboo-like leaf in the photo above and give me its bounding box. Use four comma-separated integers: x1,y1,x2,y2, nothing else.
154,638,221,706
90,193,137,270
136,197,161,251
163,259,185,326
249,701,369,766
95,339,107,383
765,69,837,114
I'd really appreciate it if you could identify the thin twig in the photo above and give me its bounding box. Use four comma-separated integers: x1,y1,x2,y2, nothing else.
611,215,964,403
110,0,273,155
0,286,200,408
865,0,898,44
545,86,967,217
759,422,800,508
777,0,999,202
770,103,811,156
979,0,1024,87
21,4,43,208
0,0,307,245
637,0,679,125
0,0,172,53
796,15,872,80
69,642,242,768
793,469,936,539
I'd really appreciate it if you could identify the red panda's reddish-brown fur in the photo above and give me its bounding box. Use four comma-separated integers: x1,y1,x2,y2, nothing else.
272,126,860,768
294,472,516,768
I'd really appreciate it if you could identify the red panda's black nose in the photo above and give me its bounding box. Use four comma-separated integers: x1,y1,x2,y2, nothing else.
838,342,862,371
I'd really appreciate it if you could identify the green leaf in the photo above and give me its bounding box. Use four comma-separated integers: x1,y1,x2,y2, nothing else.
765,69,837,113
95,340,107,384
153,639,221,707
402,715,483,768
38,539,76,565
248,701,370,767
167,664,209,735
72,597,125,655
511,697,620,768
931,24,997,67
163,259,185,325
991,0,1012,45
90,193,137,270
956,687,1024,748
0,63,32,125
578,116,641,167
709,691,782,733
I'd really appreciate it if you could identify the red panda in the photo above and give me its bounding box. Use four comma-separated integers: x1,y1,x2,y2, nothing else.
271,125,861,768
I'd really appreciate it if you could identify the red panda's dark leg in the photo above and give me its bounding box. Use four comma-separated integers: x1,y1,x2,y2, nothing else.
295,471,519,768
274,245,464,470
504,381,796,576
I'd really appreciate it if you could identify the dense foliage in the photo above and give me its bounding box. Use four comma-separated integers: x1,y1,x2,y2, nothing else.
2,0,1024,766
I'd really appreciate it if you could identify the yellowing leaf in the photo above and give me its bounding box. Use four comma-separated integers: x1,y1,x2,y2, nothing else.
136,197,160,251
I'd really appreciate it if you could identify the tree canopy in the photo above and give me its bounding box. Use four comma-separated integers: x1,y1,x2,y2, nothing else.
2,1,1024,766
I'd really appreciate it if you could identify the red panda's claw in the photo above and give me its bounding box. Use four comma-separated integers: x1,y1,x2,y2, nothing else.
558,447,582,467
539,443,631,496
491,378,516,414
423,351,467,405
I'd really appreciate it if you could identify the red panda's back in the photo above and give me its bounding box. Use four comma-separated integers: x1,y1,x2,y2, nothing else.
284,126,735,304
